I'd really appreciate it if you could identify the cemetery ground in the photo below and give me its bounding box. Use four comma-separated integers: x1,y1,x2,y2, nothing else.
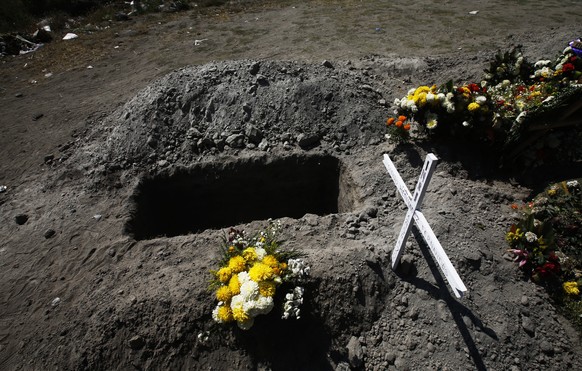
1,0,582,369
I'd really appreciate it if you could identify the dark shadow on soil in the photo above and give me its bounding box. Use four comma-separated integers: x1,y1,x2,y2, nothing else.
394,140,582,195
234,284,333,371
397,227,498,371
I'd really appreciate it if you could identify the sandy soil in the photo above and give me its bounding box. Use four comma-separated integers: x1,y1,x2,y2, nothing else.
1,0,582,370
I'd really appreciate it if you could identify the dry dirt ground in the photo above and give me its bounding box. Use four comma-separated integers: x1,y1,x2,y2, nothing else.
1,0,582,370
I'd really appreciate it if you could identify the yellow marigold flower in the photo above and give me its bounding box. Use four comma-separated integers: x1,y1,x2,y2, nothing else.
249,262,274,282
415,86,430,94
228,245,236,254
505,228,524,243
563,281,580,296
228,275,241,295
418,93,427,106
228,255,246,274
538,237,547,250
280,262,288,272
232,305,250,322
262,255,279,268
242,247,258,262
216,267,232,283
217,305,234,322
216,285,233,302
468,102,480,111
258,281,277,297
547,189,557,196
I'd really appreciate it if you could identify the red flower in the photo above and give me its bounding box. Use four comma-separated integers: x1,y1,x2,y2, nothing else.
516,85,526,93
562,63,575,73
548,252,560,263
468,83,481,92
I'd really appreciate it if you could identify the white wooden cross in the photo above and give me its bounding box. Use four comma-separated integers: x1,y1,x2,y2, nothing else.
383,153,467,298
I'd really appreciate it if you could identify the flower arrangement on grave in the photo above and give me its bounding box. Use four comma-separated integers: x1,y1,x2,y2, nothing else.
210,220,310,330
388,81,493,134
385,115,411,142
385,42,582,166
507,179,582,329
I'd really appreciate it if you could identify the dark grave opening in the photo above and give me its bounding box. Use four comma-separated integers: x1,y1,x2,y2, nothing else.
126,154,359,240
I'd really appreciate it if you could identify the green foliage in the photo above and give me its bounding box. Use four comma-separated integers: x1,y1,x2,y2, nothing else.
483,46,533,85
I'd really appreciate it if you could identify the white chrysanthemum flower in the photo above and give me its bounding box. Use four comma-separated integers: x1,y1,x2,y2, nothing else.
534,60,552,68
240,280,259,300
462,121,470,127
436,93,445,102
501,79,511,88
238,271,250,284
446,92,454,100
445,102,455,113
476,96,487,104
525,231,538,243
212,304,222,323
400,98,408,109
410,105,418,113
567,180,579,189
230,294,245,310
426,93,435,103
408,88,416,95
563,46,572,54
254,296,274,315
534,66,553,78
255,247,266,260
394,98,401,106
426,112,438,129
515,56,524,67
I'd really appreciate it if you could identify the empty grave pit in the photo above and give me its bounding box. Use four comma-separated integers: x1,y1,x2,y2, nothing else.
126,154,360,240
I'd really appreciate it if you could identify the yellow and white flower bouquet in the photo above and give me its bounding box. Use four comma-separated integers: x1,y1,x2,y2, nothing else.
210,221,310,330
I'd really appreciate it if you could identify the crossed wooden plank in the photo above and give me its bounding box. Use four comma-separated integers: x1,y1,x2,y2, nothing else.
383,153,467,299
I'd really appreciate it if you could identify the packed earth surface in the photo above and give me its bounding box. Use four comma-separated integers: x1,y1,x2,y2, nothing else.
1,1,582,370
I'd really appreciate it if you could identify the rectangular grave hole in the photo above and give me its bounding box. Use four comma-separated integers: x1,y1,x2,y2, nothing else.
125,154,359,240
